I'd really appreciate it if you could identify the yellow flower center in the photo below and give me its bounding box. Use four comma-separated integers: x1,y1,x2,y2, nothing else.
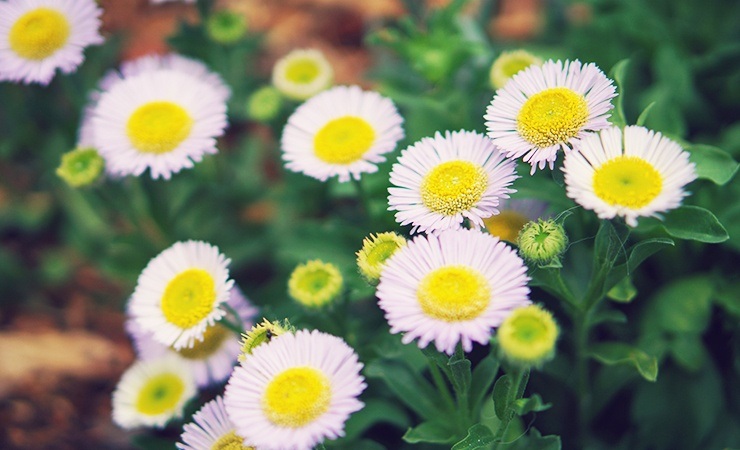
417,265,491,322
313,116,375,164
483,210,530,244
210,431,254,450
262,366,331,428
516,87,588,148
126,101,194,154
285,58,321,84
421,160,488,216
135,372,185,416
9,8,71,60
161,269,217,328
176,323,229,359
592,156,663,208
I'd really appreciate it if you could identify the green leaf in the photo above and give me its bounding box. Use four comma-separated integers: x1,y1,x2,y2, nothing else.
470,353,500,417
451,424,495,450
492,374,512,420
365,359,443,420
499,429,562,449
636,101,656,126
659,206,729,243
590,309,628,325
511,394,552,416
448,347,472,399
607,276,637,302
652,276,714,334
669,334,708,372
687,144,739,185
402,421,458,444
341,399,410,441
590,342,658,382
608,59,630,128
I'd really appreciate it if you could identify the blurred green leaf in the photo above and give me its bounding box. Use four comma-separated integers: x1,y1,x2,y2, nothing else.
590,342,658,382
652,276,714,334
451,423,495,450
448,348,472,400
470,352,500,418
340,399,410,442
499,429,561,449
687,144,739,185
402,420,458,444
608,59,630,128
492,374,512,420
511,394,552,416
669,334,708,372
607,276,637,303
365,359,444,420
659,206,729,243
636,101,656,126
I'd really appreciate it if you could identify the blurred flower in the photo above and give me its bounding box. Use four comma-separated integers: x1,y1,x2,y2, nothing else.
288,260,343,308
356,232,406,285
225,330,366,450
272,49,333,101
497,304,558,367
127,286,257,388
56,147,104,188
151,0,195,3
388,130,517,234
239,318,292,361
517,219,568,267
489,49,542,90
178,396,252,450
129,240,234,350
281,85,404,182
485,60,616,174
377,229,531,354
206,9,247,45
563,125,696,227
112,355,196,429
0,0,103,85
90,54,229,179
483,197,549,244
246,85,282,122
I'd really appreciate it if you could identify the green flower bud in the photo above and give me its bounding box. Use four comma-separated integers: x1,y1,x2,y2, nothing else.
517,219,568,266
246,86,283,122
356,232,406,285
489,49,543,90
497,304,559,368
288,260,343,308
206,10,247,45
56,147,104,188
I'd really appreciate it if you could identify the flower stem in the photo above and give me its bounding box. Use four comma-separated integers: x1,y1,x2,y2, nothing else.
492,366,530,448
428,358,457,416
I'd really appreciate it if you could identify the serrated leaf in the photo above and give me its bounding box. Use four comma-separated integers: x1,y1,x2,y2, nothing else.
687,144,739,185
402,421,458,444
607,276,637,302
511,394,552,415
492,374,512,420
590,342,658,382
451,423,495,450
659,206,729,243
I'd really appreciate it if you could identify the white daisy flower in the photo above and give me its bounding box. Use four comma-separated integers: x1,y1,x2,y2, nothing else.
483,197,550,244
112,355,197,429
129,240,234,350
177,396,252,450
224,329,366,450
272,48,334,101
485,59,617,174
563,125,697,227
376,228,531,355
90,56,229,179
127,286,257,388
281,85,404,182
388,130,518,234
0,0,103,85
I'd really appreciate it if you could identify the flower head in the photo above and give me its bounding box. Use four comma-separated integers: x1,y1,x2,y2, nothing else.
0,0,103,85
239,318,293,361
224,329,366,450
489,49,542,90
563,125,697,227
206,10,247,44
272,49,333,101
177,396,253,450
129,240,234,350
483,197,550,244
288,260,343,308
56,147,104,187
90,54,229,179
497,304,558,367
517,219,568,266
281,85,404,182
377,228,531,354
388,130,518,234
485,59,617,174
247,86,283,122
112,356,197,429
356,232,407,284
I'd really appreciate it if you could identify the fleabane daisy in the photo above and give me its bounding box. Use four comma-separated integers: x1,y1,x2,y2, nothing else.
224,329,366,450
90,55,229,179
376,228,531,354
0,0,103,85
388,130,518,234
127,286,257,387
563,125,696,227
281,85,404,182
485,59,616,173
129,240,234,350
112,355,197,429
272,48,334,101
178,396,253,450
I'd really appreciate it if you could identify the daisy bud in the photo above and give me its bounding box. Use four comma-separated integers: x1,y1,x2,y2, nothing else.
56,147,104,188
497,304,559,367
517,219,568,266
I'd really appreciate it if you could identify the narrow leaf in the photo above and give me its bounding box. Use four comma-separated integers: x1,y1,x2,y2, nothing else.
402,421,458,444
511,394,552,415
636,101,656,126
590,342,658,382
365,359,443,419
608,59,630,128
448,348,472,398
492,374,512,420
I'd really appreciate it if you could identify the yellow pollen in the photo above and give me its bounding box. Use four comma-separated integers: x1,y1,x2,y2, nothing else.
9,8,70,60
135,372,185,416
176,324,229,359
483,210,530,244
417,265,491,322
161,269,217,328
421,160,488,216
126,101,194,154
210,431,254,450
262,366,331,428
314,116,375,164
285,58,321,84
516,87,588,148
592,156,663,209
